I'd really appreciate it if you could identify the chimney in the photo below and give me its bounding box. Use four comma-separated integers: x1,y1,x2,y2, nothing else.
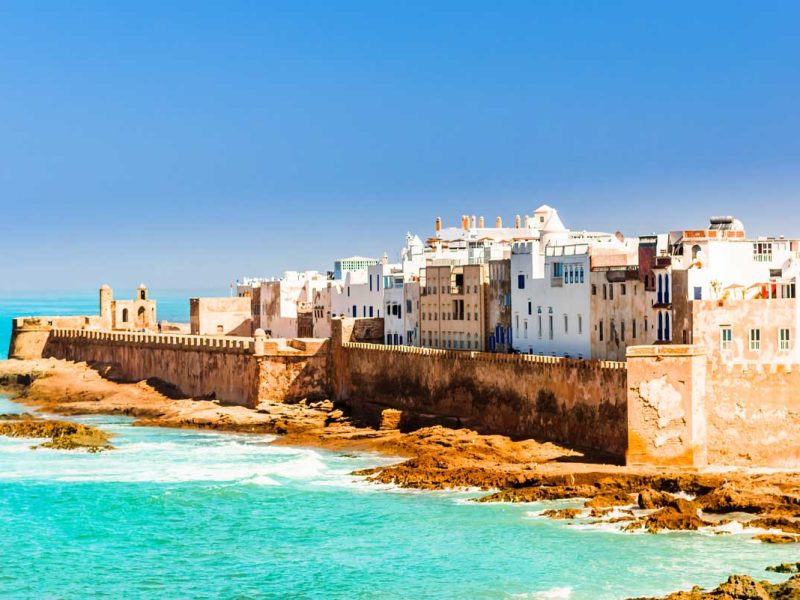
435,216,442,232
514,214,521,228
471,215,477,229
524,216,531,228
462,215,469,230
496,216,502,228
479,216,484,228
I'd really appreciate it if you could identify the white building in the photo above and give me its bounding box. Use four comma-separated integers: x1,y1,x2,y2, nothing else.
333,256,379,280
509,205,622,358
258,271,329,338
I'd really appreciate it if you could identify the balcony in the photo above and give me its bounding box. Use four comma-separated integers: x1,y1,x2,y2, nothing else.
550,276,563,288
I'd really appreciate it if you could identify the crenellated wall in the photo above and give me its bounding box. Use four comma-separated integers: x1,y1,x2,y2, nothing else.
10,322,329,408
331,319,629,458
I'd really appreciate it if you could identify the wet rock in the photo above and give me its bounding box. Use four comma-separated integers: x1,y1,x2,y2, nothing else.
0,417,113,452
541,508,581,520
749,516,800,534
753,533,800,544
638,488,674,510
766,562,800,573
585,492,633,508
627,498,707,533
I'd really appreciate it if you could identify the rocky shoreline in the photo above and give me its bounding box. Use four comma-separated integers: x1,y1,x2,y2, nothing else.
2,358,800,599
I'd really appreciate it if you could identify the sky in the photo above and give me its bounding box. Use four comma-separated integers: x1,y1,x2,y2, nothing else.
1,0,798,293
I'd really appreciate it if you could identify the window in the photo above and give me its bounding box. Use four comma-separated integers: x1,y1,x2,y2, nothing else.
694,287,702,300
599,319,604,341
369,306,374,317
537,308,542,338
632,319,637,339
753,242,773,263
518,274,525,289
609,284,614,300
603,284,607,300
621,284,626,296
552,262,563,278
548,314,554,340
621,320,625,342
592,284,597,296
406,299,412,313
564,314,568,334
750,328,761,351
524,320,528,338
720,327,732,350
527,301,532,315
515,314,519,332
780,328,791,351
578,315,582,335
369,275,373,291
691,244,702,261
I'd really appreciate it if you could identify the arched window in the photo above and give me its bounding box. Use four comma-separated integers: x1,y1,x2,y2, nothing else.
664,275,670,304
691,245,702,261
657,274,663,304
122,308,129,323
664,312,671,341
657,312,663,341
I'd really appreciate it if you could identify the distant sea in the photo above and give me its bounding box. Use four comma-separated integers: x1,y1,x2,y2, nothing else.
0,295,798,598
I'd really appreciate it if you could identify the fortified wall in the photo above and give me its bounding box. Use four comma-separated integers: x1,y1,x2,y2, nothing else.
10,316,800,467
9,318,329,408
331,319,629,458
626,345,800,468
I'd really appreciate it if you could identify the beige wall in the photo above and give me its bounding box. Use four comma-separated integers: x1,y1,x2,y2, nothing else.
190,297,252,336
21,329,329,408
590,271,648,360
420,264,488,351
691,297,798,366
332,319,628,457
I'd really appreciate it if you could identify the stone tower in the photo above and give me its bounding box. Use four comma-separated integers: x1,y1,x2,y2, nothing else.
137,283,148,301
99,284,113,329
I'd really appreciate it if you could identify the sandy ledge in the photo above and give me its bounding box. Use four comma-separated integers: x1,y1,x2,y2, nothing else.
2,358,800,599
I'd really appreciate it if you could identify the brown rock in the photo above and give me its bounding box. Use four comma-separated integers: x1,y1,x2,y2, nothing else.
541,508,581,520
753,533,800,544
749,516,800,534
628,499,707,533
585,492,634,508
638,488,675,510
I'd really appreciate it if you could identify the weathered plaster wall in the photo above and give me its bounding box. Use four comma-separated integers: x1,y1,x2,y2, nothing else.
705,363,800,467
332,319,628,457
626,345,707,467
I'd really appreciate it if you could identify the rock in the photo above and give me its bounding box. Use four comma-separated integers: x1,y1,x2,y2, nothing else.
697,482,784,515
0,416,113,452
749,516,800,534
753,533,800,544
541,508,581,519
628,499,707,533
585,492,633,508
715,575,771,600
638,488,674,510
766,562,800,573
379,409,403,430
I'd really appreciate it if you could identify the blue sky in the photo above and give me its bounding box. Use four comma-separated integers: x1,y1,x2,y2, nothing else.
1,0,798,292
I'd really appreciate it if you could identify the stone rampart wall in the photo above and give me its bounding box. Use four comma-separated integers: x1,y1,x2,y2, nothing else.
331,319,628,458
626,345,800,468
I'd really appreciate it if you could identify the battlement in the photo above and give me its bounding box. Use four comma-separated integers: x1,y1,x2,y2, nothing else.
341,341,626,370
50,328,256,354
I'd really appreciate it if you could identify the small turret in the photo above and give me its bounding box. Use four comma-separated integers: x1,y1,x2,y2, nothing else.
496,216,502,228
435,216,442,232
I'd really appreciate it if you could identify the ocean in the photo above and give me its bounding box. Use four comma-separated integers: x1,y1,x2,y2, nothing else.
0,294,798,598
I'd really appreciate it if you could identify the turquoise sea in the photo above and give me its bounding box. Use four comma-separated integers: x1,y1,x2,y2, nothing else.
1,294,799,598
